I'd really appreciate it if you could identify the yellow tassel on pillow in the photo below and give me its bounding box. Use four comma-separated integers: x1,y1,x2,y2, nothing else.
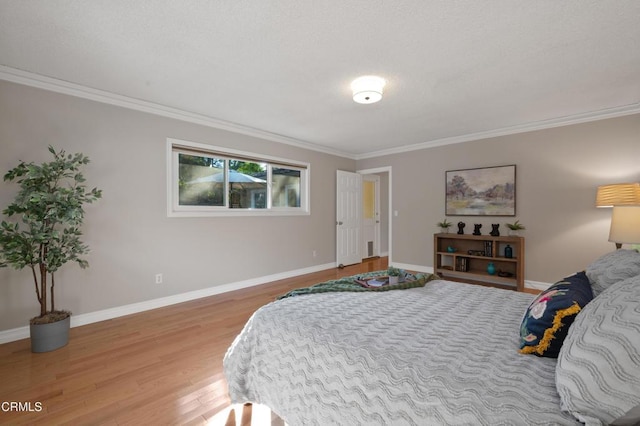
519,302,581,356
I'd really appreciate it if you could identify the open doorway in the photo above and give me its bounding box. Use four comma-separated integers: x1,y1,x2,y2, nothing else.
362,174,380,258
335,167,392,268
359,167,391,261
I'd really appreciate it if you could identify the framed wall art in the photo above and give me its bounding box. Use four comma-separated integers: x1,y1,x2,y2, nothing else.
445,165,516,216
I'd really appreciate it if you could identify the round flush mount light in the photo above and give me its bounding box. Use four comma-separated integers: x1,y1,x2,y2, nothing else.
351,75,386,104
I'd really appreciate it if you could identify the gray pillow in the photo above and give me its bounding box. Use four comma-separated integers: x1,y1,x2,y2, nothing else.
611,404,640,426
585,249,640,297
556,274,640,425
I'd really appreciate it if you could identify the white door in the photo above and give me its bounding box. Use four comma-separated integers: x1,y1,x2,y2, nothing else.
336,170,362,267
362,174,380,258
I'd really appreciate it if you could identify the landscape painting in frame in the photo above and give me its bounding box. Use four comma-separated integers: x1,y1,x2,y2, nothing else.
446,165,516,216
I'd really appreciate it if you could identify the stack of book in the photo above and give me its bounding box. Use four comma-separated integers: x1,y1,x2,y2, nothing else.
484,241,493,257
455,257,469,272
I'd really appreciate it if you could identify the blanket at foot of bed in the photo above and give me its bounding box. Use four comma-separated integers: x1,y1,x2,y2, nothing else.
277,268,437,299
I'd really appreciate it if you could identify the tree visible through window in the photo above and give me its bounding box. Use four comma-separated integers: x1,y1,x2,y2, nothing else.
169,139,309,216
178,154,225,206
227,161,266,209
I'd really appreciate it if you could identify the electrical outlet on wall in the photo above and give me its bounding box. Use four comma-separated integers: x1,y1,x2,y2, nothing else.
155,273,163,284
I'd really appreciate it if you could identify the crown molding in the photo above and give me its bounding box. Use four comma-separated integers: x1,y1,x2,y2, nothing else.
0,66,355,159
2,66,638,162
355,102,640,160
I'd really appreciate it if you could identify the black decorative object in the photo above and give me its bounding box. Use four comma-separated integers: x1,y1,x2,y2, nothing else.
490,224,500,236
457,221,466,234
473,224,482,235
505,244,513,259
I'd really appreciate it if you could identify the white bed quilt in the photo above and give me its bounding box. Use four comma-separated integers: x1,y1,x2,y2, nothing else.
224,280,579,425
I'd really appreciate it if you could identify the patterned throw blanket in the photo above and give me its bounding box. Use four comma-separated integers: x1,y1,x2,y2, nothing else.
278,268,437,299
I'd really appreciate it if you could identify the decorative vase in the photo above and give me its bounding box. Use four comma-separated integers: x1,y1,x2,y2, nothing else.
504,244,513,259
30,315,70,353
487,262,496,275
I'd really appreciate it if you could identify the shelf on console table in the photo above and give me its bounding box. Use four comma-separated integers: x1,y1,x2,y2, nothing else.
434,233,525,291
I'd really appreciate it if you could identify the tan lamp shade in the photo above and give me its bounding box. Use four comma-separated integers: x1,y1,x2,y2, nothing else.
609,206,640,245
596,183,640,207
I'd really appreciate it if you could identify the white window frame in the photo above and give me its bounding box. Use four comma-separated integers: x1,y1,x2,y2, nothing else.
167,138,310,217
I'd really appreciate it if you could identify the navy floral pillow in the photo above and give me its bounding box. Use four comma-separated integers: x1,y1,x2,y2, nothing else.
519,271,594,357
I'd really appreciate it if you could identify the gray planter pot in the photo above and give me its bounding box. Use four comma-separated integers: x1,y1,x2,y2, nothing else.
30,316,70,353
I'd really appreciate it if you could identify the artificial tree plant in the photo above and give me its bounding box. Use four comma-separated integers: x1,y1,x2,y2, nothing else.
0,146,101,324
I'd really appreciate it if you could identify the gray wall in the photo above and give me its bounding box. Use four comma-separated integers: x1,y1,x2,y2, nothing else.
1,78,639,333
357,114,640,283
0,80,354,331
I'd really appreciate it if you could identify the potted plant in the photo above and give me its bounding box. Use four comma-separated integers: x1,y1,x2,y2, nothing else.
506,220,526,236
437,219,453,233
388,266,403,284
0,146,101,352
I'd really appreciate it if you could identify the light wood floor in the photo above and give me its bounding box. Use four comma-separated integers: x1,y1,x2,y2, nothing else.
0,257,388,425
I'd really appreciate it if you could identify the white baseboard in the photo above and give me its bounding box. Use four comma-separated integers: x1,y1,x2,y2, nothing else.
0,327,31,345
0,261,552,345
0,262,335,344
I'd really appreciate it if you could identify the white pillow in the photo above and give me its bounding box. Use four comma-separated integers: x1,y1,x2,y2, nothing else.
556,274,640,425
585,249,640,297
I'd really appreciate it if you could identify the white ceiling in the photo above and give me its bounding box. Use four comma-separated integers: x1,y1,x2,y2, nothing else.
1,1,639,159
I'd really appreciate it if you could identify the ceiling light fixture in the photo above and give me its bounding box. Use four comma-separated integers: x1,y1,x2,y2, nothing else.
351,75,386,104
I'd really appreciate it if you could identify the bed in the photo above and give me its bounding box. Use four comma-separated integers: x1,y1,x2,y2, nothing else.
224,250,640,426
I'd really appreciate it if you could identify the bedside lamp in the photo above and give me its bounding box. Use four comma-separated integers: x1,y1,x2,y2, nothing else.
596,183,640,249
608,206,640,249
596,183,640,207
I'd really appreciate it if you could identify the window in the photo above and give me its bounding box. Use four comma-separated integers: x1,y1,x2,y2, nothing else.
168,139,309,216
272,167,301,208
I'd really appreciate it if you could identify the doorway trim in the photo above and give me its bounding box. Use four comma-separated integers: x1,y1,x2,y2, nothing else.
357,166,392,264
361,174,381,259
